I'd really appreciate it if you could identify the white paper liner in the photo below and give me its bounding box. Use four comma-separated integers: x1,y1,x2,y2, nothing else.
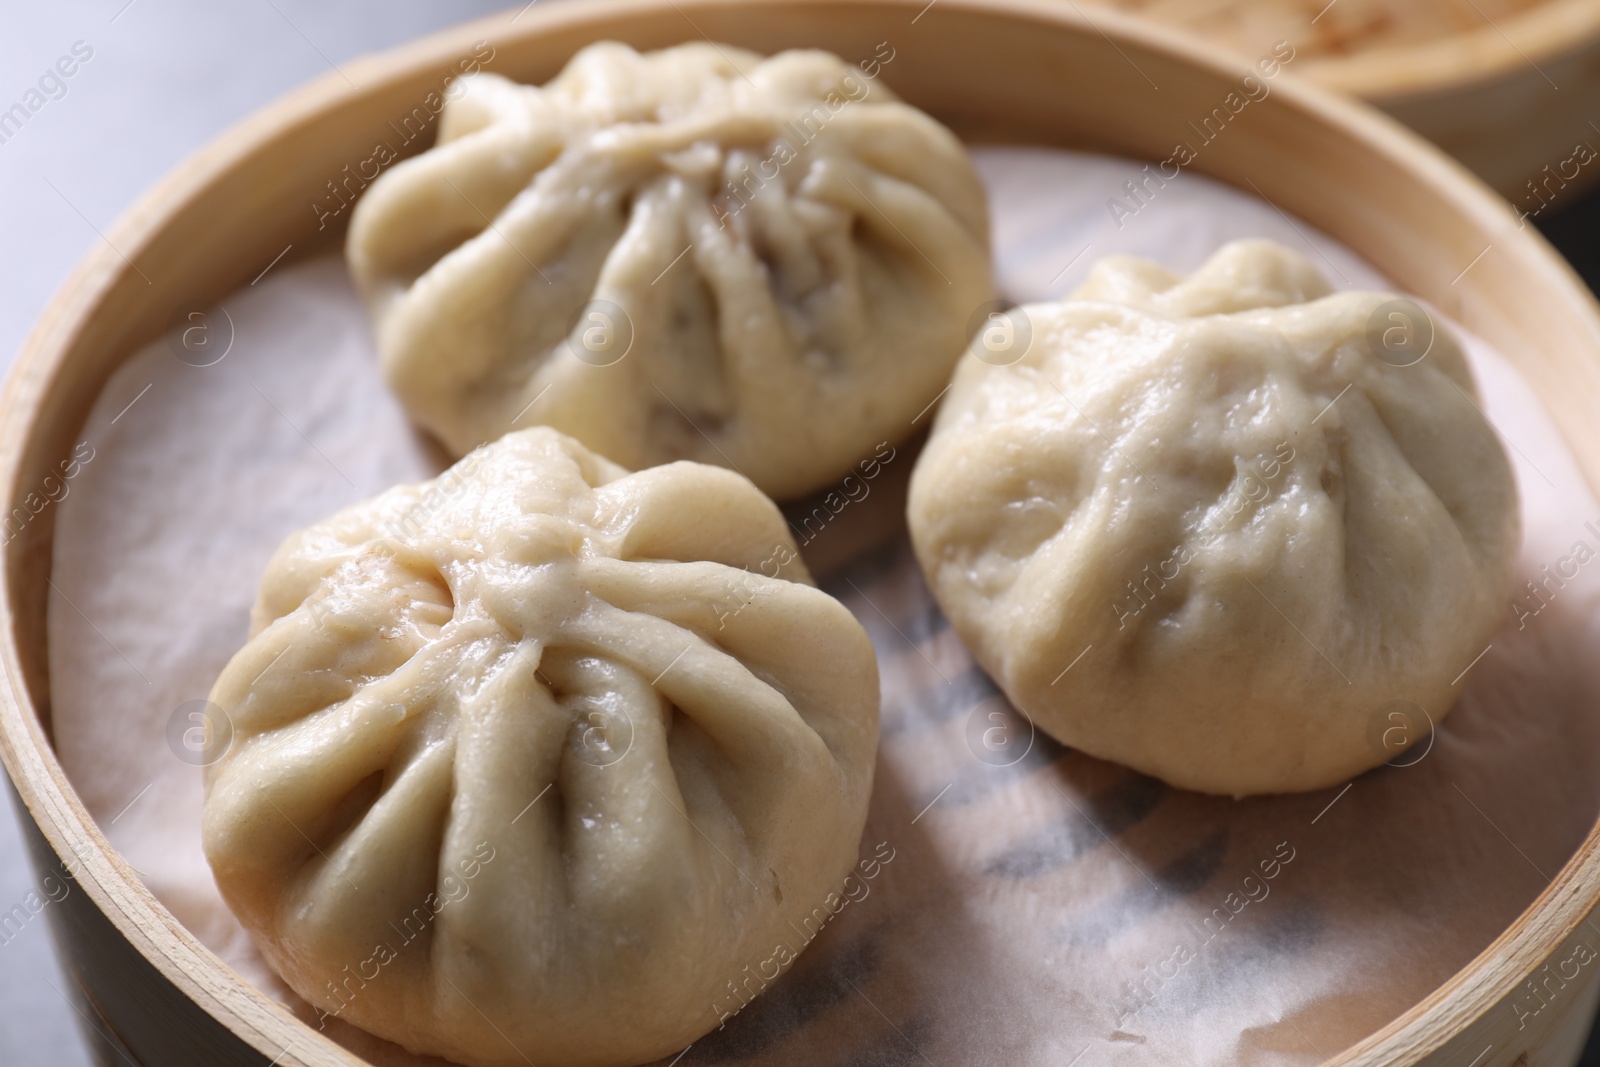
44,146,1600,1066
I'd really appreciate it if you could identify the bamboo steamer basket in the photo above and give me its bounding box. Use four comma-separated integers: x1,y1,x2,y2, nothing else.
3,1,1600,1064
1082,0,1600,205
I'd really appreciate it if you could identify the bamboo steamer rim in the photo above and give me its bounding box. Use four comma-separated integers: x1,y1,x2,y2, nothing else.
1297,0,1600,99
0,1,1597,1065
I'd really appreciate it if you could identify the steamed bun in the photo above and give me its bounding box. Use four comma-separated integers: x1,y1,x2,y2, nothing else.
201,427,879,1067
347,41,992,500
907,240,1519,796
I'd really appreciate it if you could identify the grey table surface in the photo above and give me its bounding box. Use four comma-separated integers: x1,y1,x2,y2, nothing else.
4,2,1600,1065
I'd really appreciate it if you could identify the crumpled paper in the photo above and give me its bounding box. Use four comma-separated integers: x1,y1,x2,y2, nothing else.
46,146,1600,1066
